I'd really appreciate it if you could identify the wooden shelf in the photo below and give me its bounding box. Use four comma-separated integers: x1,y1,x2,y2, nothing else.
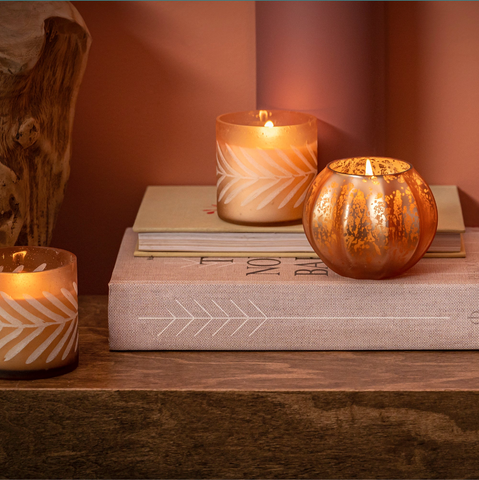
1,295,479,479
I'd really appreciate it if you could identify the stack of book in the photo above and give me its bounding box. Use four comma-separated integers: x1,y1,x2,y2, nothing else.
109,185,479,351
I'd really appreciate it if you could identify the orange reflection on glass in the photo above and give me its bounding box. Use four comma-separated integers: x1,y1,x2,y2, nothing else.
303,157,438,279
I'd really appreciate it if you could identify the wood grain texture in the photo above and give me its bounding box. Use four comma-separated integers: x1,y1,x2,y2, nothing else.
0,2,91,247
1,296,479,479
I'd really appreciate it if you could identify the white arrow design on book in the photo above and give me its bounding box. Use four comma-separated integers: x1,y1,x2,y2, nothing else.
152,299,269,338
143,299,450,339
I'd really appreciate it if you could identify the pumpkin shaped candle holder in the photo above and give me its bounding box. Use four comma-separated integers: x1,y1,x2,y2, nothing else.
303,157,438,279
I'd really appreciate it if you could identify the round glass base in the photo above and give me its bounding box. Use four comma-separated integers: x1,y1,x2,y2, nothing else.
217,211,302,227
0,356,79,380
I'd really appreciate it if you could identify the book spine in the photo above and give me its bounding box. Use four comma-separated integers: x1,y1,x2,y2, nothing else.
108,282,479,350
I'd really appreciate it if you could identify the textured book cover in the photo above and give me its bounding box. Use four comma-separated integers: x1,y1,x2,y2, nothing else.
132,185,466,257
108,228,479,351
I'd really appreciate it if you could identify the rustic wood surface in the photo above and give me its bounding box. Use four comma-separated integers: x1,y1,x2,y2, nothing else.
1,295,479,479
0,2,90,247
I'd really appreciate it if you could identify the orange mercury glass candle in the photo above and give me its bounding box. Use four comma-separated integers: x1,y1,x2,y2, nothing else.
216,110,318,225
0,247,79,379
303,157,438,279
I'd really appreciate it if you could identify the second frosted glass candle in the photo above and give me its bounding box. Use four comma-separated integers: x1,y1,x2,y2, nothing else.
216,110,317,226
0,247,79,379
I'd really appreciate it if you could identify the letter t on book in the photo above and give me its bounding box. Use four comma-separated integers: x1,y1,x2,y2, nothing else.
108,228,479,351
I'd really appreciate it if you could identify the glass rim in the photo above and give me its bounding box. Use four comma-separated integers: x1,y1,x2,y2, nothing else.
0,246,77,275
327,157,413,178
216,109,317,128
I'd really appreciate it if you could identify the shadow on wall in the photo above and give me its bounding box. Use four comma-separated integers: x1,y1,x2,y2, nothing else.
386,2,479,227
315,120,363,167
385,1,421,172
256,1,479,228
256,1,387,168
458,190,479,226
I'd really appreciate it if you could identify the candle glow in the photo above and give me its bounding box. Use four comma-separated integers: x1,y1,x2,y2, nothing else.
0,246,79,379
216,110,318,226
303,157,438,280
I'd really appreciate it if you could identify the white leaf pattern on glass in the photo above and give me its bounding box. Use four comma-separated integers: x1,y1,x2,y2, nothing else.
216,141,317,210
0,286,78,364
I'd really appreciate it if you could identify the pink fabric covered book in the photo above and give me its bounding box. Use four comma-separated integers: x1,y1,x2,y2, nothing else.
108,228,479,351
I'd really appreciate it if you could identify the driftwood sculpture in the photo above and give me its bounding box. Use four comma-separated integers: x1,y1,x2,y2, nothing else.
0,2,90,246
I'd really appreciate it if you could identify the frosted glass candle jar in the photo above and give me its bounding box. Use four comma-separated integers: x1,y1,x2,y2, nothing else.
0,247,79,379
216,110,317,225
303,157,438,279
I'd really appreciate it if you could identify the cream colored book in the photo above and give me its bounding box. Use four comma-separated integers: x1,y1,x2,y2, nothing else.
133,185,466,258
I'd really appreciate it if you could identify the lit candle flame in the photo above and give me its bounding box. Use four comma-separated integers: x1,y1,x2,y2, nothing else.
12,251,27,263
264,120,274,128
259,110,268,122
11,251,27,273
365,159,374,176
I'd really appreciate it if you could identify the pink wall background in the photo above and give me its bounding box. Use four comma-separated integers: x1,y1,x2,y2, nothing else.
52,1,479,295
53,1,256,294
386,1,479,227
